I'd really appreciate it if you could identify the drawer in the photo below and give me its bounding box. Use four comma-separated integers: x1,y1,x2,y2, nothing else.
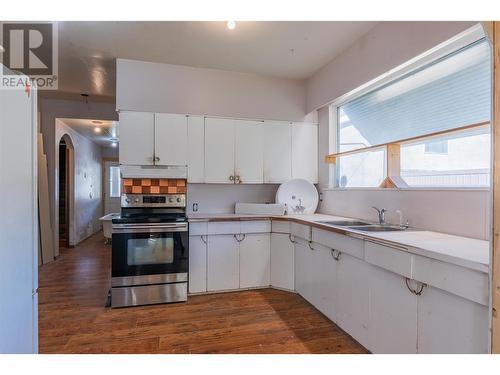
271,220,291,234
364,240,413,278
207,221,241,235
412,255,488,306
189,222,208,236
241,220,271,234
312,228,364,260
291,222,311,241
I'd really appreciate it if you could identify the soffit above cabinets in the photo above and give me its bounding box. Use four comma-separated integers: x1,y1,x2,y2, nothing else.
53,21,378,98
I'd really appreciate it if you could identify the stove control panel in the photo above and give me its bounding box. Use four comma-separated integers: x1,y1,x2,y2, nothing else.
121,194,186,208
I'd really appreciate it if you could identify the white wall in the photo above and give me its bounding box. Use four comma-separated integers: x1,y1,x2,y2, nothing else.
39,97,117,248
306,21,476,112
55,120,104,245
311,21,490,240
117,59,308,121
187,184,279,214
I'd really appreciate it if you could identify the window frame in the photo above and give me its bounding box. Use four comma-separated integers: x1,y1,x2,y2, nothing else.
327,24,491,191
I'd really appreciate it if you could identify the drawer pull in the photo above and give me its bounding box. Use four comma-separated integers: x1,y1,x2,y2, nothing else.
405,277,427,296
330,249,341,261
308,241,315,251
289,234,296,244
200,235,208,245
233,234,246,242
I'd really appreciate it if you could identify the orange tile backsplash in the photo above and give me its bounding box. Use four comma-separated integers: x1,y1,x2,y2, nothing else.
123,178,187,195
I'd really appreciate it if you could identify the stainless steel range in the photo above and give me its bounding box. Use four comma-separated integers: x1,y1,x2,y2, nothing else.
111,193,188,308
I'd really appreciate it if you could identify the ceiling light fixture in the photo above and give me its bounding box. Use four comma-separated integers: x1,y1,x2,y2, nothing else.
111,142,118,148
227,21,236,30
92,120,103,125
94,127,102,134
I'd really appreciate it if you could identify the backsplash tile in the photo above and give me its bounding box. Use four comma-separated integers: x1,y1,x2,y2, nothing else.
123,178,187,194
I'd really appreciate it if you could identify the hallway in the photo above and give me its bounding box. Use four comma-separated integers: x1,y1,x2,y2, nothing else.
38,232,367,354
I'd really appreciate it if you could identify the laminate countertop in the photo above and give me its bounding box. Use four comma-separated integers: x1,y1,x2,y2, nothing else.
187,213,490,273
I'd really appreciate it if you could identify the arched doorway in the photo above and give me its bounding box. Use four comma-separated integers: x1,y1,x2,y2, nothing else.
57,134,75,251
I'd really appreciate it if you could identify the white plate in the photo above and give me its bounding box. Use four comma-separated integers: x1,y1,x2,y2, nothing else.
275,179,318,215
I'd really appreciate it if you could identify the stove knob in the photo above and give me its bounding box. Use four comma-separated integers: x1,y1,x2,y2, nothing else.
125,198,131,203
134,198,140,203
176,198,181,203
169,197,174,203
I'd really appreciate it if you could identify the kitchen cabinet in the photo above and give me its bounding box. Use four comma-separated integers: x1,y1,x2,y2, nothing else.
239,233,270,288
336,251,370,349
119,111,155,166
263,121,292,183
416,285,489,353
291,123,318,183
235,120,264,183
188,235,207,293
308,242,338,323
154,113,188,166
207,234,240,291
187,115,205,182
367,264,418,353
270,233,294,290
204,118,235,183
294,239,314,302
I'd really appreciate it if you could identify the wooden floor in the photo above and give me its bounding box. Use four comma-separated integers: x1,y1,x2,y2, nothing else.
38,232,367,354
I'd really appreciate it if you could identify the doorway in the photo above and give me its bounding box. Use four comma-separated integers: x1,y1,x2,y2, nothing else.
103,159,121,214
57,134,75,251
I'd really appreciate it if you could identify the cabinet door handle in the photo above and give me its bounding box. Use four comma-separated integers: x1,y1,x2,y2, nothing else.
405,278,427,295
233,234,245,242
200,235,207,245
154,156,160,162
330,249,341,261
288,234,296,244
308,241,315,251
235,175,241,184
229,175,235,182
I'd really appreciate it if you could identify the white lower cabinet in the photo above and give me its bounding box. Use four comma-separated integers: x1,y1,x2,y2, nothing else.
417,285,489,354
207,234,240,291
188,235,207,294
239,233,270,288
294,240,314,302
270,233,294,290
367,265,418,353
336,252,371,349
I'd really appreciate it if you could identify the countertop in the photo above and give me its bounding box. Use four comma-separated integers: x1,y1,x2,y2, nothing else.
187,212,490,273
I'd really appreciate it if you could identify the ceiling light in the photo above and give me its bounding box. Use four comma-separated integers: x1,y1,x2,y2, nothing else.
111,142,118,148
92,120,103,124
94,127,102,133
227,21,236,30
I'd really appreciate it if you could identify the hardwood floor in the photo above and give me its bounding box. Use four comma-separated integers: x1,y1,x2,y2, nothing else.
38,232,367,354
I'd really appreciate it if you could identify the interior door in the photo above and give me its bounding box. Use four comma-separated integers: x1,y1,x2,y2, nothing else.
104,160,121,214
154,113,188,166
234,120,264,183
119,111,155,165
204,118,235,183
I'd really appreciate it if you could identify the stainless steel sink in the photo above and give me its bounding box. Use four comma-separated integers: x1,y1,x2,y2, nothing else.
348,225,406,232
317,220,372,227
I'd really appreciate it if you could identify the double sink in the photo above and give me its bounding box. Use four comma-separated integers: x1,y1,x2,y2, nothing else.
316,220,408,232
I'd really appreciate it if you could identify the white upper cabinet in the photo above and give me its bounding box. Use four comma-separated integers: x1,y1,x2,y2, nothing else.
154,113,188,166
187,116,205,183
119,111,155,166
204,118,235,184
263,121,292,183
291,123,318,183
234,120,264,184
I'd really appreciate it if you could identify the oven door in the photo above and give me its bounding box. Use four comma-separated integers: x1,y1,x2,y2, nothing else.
111,222,188,285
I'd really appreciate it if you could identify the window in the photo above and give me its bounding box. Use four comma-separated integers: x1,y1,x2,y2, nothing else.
109,166,121,198
333,37,491,189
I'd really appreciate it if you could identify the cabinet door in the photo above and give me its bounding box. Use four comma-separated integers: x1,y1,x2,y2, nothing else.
291,123,318,183
187,116,205,182
239,233,270,288
188,235,207,293
368,265,418,353
119,111,155,165
417,285,488,353
204,118,235,183
207,235,239,291
294,240,314,301
309,243,338,323
154,113,188,166
270,233,294,290
336,252,370,349
263,121,292,183
234,120,264,183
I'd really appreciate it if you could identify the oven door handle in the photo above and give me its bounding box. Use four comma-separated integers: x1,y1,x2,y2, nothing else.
112,223,188,234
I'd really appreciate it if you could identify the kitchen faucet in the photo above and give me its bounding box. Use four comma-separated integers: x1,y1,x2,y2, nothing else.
372,206,387,225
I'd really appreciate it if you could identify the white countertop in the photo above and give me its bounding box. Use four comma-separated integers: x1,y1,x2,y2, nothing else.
187,212,490,273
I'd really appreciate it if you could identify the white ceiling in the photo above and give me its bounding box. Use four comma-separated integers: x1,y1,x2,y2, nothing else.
60,118,119,148
56,21,378,98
